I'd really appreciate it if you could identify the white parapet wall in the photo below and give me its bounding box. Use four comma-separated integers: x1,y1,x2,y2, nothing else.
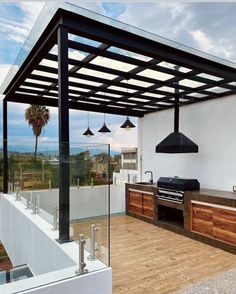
0,194,112,294
36,184,125,220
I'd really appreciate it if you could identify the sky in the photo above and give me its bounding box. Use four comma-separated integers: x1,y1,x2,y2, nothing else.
0,1,236,152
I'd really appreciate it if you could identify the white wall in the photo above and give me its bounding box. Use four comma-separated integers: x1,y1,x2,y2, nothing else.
139,94,236,191
36,185,125,220
0,195,112,294
0,195,76,274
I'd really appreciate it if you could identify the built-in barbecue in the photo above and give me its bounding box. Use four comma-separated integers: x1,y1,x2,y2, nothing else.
157,177,200,203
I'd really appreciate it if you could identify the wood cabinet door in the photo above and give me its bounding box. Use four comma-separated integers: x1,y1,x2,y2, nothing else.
191,203,213,237
142,194,154,220
128,191,142,215
213,207,236,245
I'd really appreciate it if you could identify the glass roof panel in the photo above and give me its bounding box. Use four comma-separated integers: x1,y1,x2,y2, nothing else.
31,70,57,79
179,79,205,88
207,87,229,93
19,85,44,91
107,104,125,109
68,34,101,48
197,73,223,81
90,56,136,71
107,46,152,62
129,97,150,102
117,101,137,106
128,79,154,87
69,85,90,92
77,68,118,79
228,82,236,86
25,78,52,86
158,61,191,73
39,59,58,68
97,91,121,98
141,92,163,98
187,92,207,98
69,77,102,87
90,97,110,102
158,86,175,93
2,1,236,95
137,69,174,81
108,85,136,93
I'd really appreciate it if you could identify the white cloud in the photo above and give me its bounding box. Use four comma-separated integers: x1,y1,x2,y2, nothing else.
0,2,45,44
190,29,233,59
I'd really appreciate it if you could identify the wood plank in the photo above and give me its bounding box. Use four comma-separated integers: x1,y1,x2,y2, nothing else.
72,215,236,294
142,194,154,220
128,191,142,215
213,207,236,245
191,203,213,237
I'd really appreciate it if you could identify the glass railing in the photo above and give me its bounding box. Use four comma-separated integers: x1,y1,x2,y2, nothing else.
0,140,110,291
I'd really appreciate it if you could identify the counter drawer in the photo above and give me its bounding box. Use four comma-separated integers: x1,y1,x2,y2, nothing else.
191,201,236,246
191,203,213,237
213,208,236,245
128,191,142,215
142,194,154,220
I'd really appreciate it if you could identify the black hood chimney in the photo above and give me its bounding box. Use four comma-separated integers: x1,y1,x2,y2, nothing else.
155,66,198,154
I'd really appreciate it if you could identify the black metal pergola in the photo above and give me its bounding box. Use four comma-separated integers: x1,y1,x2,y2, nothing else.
2,7,236,243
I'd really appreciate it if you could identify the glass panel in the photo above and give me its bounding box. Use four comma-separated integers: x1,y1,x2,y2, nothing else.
90,56,136,71
77,68,118,80
108,46,152,62
128,79,154,88
207,87,229,93
1,1,236,95
137,69,174,81
1,140,110,292
197,73,223,81
179,79,205,88
129,97,150,102
158,61,191,73
188,92,207,98
108,85,136,93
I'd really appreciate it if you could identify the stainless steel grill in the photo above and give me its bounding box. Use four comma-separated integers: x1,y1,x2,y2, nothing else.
157,177,200,204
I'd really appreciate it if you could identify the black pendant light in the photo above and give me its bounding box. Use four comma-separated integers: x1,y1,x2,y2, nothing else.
98,93,111,134
83,112,94,137
120,79,136,131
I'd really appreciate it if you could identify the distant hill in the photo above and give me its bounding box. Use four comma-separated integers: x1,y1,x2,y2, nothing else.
7,145,120,157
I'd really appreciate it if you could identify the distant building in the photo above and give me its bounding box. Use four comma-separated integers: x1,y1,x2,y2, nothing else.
113,147,138,184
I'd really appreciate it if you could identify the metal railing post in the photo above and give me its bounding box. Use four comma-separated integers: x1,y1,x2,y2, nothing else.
36,195,40,214
77,178,80,189
31,195,38,214
25,193,31,209
75,234,87,275
15,186,21,201
49,179,52,190
52,206,59,231
91,177,94,188
87,224,98,261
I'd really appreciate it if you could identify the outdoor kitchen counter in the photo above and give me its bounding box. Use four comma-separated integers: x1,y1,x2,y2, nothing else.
126,184,236,254
185,188,236,207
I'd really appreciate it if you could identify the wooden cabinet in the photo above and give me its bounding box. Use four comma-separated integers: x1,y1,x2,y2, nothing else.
213,208,236,245
191,201,236,245
191,203,213,237
128,190,154,221
129,191,142,215
142,194,154,219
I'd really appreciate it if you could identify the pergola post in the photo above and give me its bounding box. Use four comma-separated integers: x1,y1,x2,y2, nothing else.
57,25,70,243
3,99,8,194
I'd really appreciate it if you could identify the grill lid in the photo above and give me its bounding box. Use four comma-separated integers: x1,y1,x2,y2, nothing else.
157,176,200,191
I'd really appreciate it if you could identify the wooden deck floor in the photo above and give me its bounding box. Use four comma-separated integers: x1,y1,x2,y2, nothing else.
72,215,236,294
111,216,236,293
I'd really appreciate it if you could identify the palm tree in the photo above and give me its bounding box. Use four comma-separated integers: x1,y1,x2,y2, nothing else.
25,105,50,159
